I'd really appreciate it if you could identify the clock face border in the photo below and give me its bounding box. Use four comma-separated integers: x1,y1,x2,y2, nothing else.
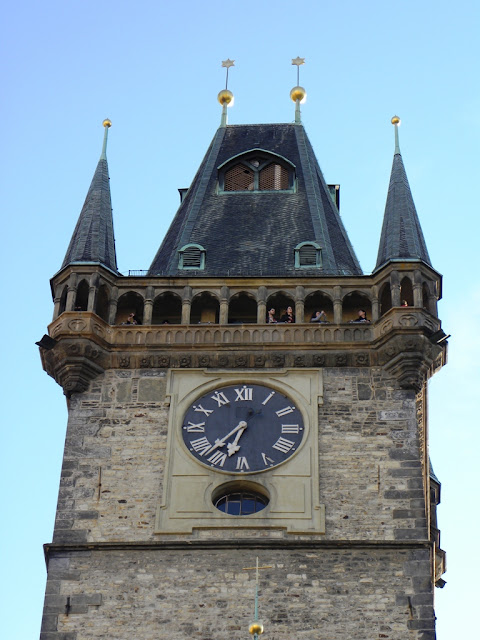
181,382,306,475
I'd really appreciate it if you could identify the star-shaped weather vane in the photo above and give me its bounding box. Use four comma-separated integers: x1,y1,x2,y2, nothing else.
292,56,305,85
291,56,305,66
222,58,235,89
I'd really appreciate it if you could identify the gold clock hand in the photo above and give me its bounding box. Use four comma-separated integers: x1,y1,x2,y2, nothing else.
206,421,247,455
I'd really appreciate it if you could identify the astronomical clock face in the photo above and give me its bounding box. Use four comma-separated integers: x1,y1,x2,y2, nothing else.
181,383,305,473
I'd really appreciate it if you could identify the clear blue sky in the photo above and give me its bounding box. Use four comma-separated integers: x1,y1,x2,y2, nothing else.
1,1,479,637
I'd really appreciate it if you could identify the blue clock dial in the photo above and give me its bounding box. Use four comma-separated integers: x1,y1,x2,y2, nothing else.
181,384,305,473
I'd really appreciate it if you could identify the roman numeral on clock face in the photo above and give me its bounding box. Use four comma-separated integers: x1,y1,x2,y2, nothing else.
272,437,295,454
211,391,230,407
276,406,295,417
281,424,299,434
261,453,275,466
235,456,250,470
262,391,275,405
190,436,212,456
234,386,253,401
193,404,213,417
207,451,227,467
184,421,205,433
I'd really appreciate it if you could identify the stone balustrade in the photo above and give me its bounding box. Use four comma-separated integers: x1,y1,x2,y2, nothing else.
49,307,442,349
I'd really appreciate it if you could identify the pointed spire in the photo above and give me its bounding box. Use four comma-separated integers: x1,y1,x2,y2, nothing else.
61,120,118,273
375,117,431,271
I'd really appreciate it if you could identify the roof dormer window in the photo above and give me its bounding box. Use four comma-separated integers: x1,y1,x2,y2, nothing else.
178,244,205,270
295,242,322,268
219,150,295,193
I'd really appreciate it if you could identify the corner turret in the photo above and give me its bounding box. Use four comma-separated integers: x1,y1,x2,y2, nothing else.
60,120,118,274
375,117,431,271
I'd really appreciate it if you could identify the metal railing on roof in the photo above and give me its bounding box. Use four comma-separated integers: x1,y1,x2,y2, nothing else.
125,268,343,277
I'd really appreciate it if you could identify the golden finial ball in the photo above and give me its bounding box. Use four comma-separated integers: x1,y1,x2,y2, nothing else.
391,115,401,125
290,86,307,103
249,622,264,635
103,119,112,128
218,89,234,106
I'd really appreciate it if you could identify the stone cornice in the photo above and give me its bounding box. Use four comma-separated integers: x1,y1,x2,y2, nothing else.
39,307,446,396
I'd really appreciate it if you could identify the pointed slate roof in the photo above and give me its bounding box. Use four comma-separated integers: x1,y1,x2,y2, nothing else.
375,126,431,271
61,127,117,273
148,123,362,277
429,459,441,485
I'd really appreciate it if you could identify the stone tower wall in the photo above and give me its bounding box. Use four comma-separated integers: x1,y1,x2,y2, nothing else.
41,365,436,639
42,547,434,639
51,367,426,545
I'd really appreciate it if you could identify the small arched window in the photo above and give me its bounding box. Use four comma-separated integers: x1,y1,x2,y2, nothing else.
295,242,322,268
178,244,205,270
219,151,294,193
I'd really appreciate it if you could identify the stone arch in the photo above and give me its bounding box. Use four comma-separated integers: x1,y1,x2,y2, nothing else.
266,291,295,323
152,292,182,324
400,276,414,307
74,279,89,311
305,291,333,323
191,291,219,324
95,284,109,322
342,291,372,323
228,291,257,324
379,283,392,317
59,285,68,315
115,291,144,324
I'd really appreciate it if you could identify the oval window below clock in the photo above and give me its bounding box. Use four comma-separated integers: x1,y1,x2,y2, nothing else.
213,484,269,516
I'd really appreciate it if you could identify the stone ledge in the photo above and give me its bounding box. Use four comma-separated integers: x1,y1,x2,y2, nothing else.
44,538,433,561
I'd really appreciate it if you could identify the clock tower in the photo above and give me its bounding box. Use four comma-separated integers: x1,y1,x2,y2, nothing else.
38,73,447,639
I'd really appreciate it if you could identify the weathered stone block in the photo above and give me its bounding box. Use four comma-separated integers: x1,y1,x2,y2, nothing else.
138,377,166,402
52,530,88,544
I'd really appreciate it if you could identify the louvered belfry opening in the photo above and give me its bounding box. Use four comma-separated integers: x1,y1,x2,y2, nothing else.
182,246,202,268
223,155,290,192
299,244,317,266
224,164,254,191
259,163,289,190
